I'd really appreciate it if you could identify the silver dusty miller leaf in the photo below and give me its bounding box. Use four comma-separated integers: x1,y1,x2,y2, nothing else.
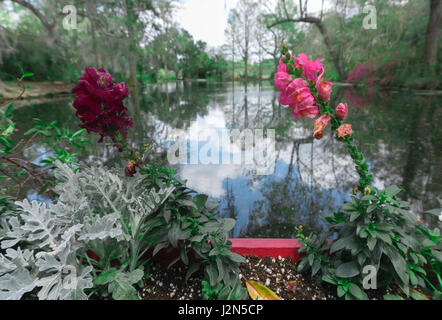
78,213,126,242
0,161,174,300
0,268,39,300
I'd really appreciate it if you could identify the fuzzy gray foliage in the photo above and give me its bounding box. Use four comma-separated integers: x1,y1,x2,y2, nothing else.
0,161,174,300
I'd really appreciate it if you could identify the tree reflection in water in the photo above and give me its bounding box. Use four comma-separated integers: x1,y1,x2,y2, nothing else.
11,82,442,236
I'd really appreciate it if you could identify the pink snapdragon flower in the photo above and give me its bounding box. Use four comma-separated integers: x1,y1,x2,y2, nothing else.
313,115,332,140
291,104,320,119
294,53,324,82
335,103,348,119
277,59,288,72
337,124,353,138
285,78,319,119
278,91,292,106
294,53,307,69
315,69,333,102
274,71,293,91
303,59,324,82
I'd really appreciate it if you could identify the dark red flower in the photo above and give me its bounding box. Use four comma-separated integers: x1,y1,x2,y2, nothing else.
125,160,137,177
73,67,133,142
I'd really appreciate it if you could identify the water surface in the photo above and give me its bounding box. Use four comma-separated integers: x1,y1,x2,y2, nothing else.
11,82,442,237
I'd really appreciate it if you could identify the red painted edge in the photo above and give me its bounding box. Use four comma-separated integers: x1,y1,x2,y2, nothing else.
229,238,304,262
145,238,305,266
88,239,305,266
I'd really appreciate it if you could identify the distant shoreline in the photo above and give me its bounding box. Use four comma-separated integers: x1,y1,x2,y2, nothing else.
1,80,441,103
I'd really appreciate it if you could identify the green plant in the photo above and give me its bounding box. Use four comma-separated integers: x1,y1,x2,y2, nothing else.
296,185,442,300
0,104,89,195
0,104,16,155
275,44,442,300
24,119,89,168
141,164,248,300
201,277,246,300
0,160,248,300
0,66,248,300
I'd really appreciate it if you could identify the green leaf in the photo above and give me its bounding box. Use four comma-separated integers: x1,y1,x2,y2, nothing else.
24,128,39,136
178,199,197,209
72,129,86,139
367,236,377,251
337,285,346,297
185,263,201,282
350,210,362,221
4,104,14,117
0,137,11,148
349,283,368,300
384,245,408,284
216,257,224,282
396,208,417,224
409,270,418,286
297,257,309,272
21,73,35,79
384,185,401,198
430,249,442,262
322,275,337,285
330,236,352,254
341,202,357,212
206,264,218,287
193,194,208,211
336,261,360,278
374,231,392,245
425,208,442,217
226,251,246,264
152,242,167,256
367,204,376,213
205,198,220,210
361,195,377,201
308,253,314,266
180,247,189,265
94,269,119,285
312,259,321,276
167,256,180,269
221,218,236,232
163,209,171,223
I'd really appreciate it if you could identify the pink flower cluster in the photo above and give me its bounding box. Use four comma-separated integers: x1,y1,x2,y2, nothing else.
73,67,134,143
275,52,353,140
274,53,332,119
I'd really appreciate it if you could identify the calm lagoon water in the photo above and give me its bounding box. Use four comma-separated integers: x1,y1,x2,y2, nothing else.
12,82,442,237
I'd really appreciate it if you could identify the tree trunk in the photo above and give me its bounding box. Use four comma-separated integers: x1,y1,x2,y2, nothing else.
423,0,442,74
269,17,345,80
244,55,248,83
11,0,57,45
163,53,168,80
125,0,138,88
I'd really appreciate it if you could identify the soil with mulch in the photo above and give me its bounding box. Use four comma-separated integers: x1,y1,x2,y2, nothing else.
238,255,337,300
139,262,204,300
138,255,418,300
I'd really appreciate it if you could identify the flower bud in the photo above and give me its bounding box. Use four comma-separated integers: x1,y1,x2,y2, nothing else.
363,187,371,196
351,186,359,195
125,160,137,177
337,124,353,138
335,103,348,119
313,115,332,140
315,69,333,102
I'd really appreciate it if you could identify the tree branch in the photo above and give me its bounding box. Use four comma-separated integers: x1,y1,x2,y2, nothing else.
11,0,56,31
268,16,345,80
